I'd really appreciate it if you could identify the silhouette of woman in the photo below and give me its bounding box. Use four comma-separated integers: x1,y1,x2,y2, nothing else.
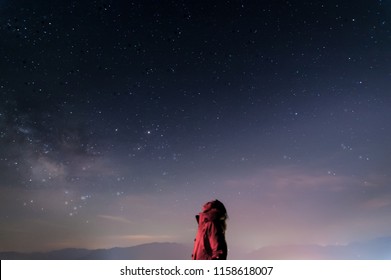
192,199,228,260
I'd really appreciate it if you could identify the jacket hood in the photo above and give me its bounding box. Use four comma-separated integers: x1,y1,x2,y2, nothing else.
202,199,227,214
197,208,226,224
195,199,227,224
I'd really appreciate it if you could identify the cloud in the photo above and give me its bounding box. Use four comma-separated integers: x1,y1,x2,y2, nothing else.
362,196,391,209
217,164,391,247
224,165,359,193
97,215,133,224
110,234,174,241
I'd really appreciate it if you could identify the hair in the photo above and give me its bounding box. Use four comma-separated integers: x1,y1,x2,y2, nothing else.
210,199,228,218
203,199,228,232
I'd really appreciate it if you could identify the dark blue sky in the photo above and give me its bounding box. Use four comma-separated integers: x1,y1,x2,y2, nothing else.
1,0,391,254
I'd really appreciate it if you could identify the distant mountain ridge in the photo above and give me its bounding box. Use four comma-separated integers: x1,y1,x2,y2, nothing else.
247,236,391,260
0,242,192,260
1,237,391,260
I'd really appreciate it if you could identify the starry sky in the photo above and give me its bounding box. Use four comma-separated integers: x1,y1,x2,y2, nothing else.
1,0,391,255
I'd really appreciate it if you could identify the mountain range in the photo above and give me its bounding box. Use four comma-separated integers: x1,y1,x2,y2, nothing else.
1,237,390,260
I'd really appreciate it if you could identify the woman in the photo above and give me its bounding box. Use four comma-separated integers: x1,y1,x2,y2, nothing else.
192,199,228,260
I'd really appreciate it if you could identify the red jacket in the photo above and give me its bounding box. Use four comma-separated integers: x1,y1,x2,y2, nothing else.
191,209,227,260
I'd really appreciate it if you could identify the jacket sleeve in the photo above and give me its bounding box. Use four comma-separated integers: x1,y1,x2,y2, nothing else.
208,221,227,259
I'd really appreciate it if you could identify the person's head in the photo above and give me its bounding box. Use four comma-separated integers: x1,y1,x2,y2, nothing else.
202,199,227,215
202,199,228,231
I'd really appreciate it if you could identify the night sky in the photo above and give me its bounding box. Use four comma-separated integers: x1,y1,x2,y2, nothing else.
1,0,391,255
